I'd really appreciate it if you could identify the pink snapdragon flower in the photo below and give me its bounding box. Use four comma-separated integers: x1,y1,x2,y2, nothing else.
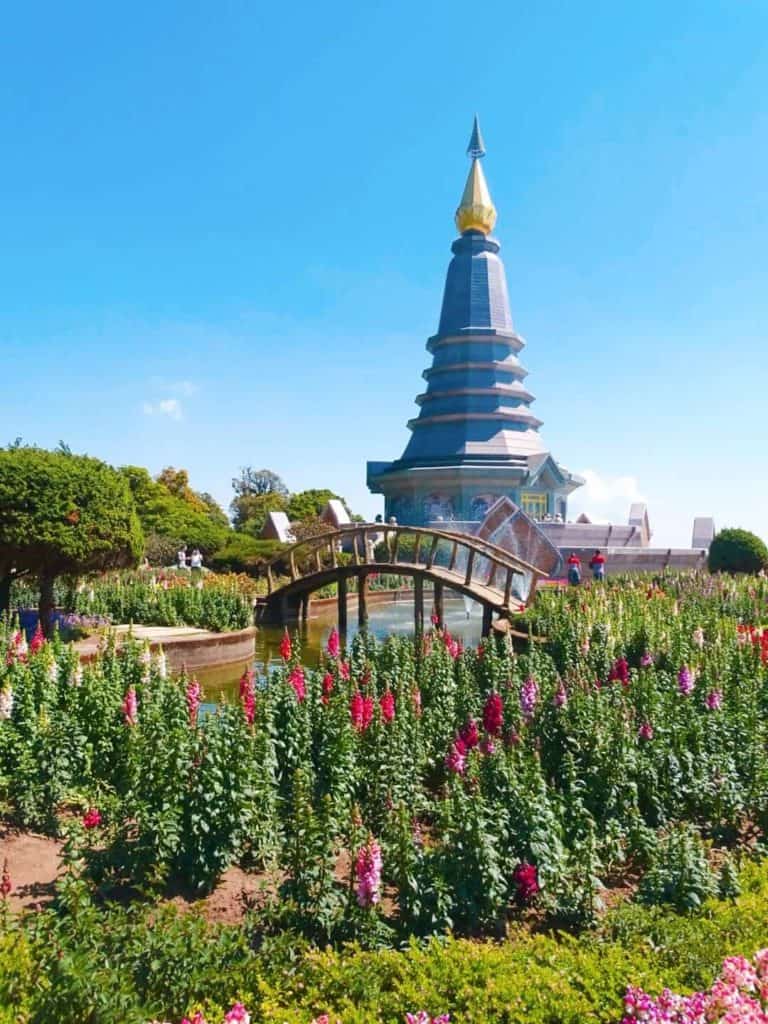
288,665,306,703
339,660,351,681
279,630,292,662
609,657,630,687
82,807,102,829
181,1012,207,1024
29,623,46,654
1,858,12,898
638,721,654,741
445,738,467,775
554,681,568,707
223,1004,251,1024
483,692,504,735
706,689,723,711
513,861,540,904
355,837,382,908
640,652,654,668
321,671,334,704
380,690,395,723
350,691,374,732
520,677,539,720
239,669,256,725
122,686,138,726
678,665,695,696
326,628,340,659
459,717,479,748
406,1015,451,1024
186,679,202,727
412,688,422,717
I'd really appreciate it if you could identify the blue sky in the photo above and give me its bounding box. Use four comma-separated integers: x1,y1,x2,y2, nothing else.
2,1,767,546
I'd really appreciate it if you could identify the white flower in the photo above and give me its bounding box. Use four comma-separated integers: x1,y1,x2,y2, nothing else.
0,688,13,721
47,660,58,684
69,664,83,687
154,651,167,679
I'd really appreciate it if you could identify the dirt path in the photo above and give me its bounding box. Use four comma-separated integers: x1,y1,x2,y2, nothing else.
0,826,271,923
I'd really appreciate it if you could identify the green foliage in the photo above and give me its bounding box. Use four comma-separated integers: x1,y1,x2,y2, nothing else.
708,527,768,574
120,466,228,555
230,492,289,535
0,446,143,577
287,489,350,523
638,824,716,911
207,534,284,575
231,467,289,498
6,861,768,1023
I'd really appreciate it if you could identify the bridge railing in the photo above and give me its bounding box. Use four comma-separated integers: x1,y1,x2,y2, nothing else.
264,523,547,610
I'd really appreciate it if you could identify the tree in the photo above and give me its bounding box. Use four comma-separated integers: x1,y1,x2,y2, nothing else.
287,488,353,523
120,467,229,556
231,492,288,536
231,467,289,498
0,447,143,633
708,528,768,575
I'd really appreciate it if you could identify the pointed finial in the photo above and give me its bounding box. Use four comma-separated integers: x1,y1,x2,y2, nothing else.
455,117,496,235
466,114,486,159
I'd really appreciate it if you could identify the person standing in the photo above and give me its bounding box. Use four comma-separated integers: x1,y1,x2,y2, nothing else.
190,548,203,573
177,545,188,570
567,551,582,586
589,549,606,581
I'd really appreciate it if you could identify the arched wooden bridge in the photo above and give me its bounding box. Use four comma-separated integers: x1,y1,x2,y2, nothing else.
255,523,546,636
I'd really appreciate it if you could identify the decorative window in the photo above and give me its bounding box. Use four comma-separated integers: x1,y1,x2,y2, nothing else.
521,492,548,520
471,494,498,521
423,494,454,522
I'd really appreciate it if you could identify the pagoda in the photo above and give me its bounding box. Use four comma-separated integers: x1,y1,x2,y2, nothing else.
367,118,583,527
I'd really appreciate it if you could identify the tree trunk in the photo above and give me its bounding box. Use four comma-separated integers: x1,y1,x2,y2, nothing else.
38,573,56,638
0,574,11,620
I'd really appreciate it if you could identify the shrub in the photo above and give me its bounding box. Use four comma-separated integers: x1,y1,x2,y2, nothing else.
208,534,285,576
708,527,768,574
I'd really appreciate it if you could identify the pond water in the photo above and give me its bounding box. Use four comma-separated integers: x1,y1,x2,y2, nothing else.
196,594,484,703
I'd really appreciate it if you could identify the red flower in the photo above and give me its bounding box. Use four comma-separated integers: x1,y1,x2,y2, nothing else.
29,623,46,654
380,690,395,723
0,858,11,898
350,691,374,731
608,657,630,686
322,671,334,701
513,861,540,904
482,692,504,736
459,717,479,748
83,808,102,829
288,666,306,703
339,660,351,681
239,669,256,725
279,630,292,662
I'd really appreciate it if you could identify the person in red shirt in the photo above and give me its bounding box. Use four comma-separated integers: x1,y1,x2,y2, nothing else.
589,549,606,581
566,552,582,586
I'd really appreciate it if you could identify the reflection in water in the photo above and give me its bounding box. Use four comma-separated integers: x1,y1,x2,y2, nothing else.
197,595,483,703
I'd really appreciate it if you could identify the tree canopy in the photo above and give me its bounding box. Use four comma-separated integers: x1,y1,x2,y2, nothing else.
708,528,768,574
0,447,143,629
120,466,229,553
231,467,289,498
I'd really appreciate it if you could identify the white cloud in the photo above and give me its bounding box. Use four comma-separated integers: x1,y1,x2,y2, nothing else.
569,468,647,525
142,398,183,420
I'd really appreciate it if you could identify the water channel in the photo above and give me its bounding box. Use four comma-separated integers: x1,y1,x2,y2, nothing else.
196,593,484,702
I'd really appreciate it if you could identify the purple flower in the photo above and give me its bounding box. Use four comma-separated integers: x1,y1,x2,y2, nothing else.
678,665,695,696
520,677,539,720
706,690,723,711
554,682,567,708
640,652,654,668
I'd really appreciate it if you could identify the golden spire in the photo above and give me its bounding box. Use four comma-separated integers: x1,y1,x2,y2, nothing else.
455,116,497,235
